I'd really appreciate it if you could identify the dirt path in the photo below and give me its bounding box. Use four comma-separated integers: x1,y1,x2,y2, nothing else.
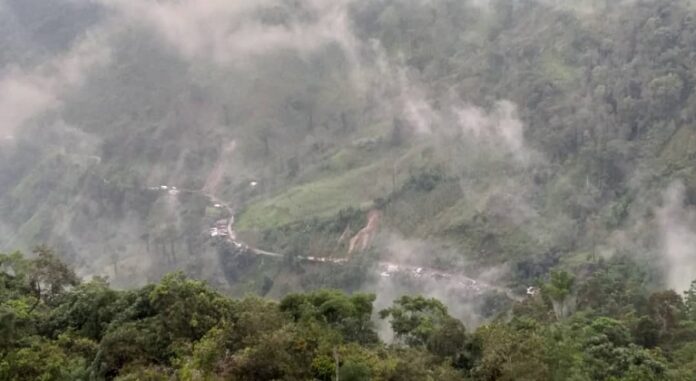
125,180,514,296
348,210,381,254
202,141,237,195
190,191,510,296
376,261,519,299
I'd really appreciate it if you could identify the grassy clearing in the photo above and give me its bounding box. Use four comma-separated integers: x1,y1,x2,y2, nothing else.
237,142,434,230
237,161,391,229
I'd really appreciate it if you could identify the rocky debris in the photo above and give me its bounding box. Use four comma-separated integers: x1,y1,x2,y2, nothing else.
348,210,381,254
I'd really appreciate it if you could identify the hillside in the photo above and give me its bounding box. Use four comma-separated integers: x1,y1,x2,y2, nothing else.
3,0,696,336
1,249,696,380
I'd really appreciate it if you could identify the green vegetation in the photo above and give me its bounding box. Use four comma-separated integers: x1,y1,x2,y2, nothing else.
3,248,696,380
6,0,696,290
5,1,696,378
237,162,387,230
237,142,432,230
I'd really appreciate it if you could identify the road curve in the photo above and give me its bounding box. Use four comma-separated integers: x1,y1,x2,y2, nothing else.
151,184,516,298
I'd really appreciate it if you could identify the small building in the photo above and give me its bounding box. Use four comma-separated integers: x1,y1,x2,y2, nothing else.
526,286,540,296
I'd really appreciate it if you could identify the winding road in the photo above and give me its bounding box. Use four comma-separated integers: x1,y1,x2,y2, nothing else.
151,185,515,298
97,173,515,297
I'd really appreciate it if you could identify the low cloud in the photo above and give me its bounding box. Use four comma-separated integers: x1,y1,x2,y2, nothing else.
368,231,510,335
455,100,530,163
99,0,360,68
0,29,111,137
657,181,696,292
0,0,545,297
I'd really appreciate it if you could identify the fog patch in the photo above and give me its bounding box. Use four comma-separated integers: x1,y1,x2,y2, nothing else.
0,29,111,137
455,100,531,164
368,231,511,337
657,181,696,292
99,0,361,69
371,268,509,340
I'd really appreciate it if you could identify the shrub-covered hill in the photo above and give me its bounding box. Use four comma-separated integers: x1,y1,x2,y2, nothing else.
2,247,696,380
4,0,696,295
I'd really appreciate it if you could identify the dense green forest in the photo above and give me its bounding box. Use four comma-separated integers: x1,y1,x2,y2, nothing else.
5,0,696,379
2,0,696,298
2,248,696,380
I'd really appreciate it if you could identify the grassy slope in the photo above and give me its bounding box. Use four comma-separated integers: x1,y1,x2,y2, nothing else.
237,141,433,230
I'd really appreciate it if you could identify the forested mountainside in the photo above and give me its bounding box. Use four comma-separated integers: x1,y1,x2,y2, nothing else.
2,248,696,380
4,0,696,378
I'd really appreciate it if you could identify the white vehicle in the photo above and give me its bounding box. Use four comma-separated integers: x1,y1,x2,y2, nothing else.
214,203,222,208
380,272,391,278
160,185,168,190
387,264,399,273
250,181,258,187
